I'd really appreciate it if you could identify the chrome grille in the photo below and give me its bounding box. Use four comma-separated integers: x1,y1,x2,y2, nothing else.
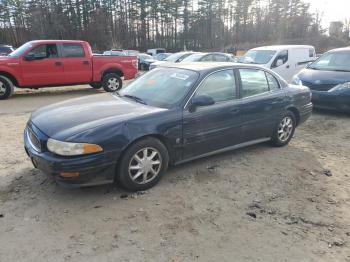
27,127,41,152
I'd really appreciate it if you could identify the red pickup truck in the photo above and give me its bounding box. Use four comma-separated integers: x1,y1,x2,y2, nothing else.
0,40,138,99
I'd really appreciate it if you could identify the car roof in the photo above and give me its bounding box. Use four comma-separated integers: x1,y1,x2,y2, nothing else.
327,47,350,53
159,62,265,72
251,45,314,51
29,40,87,44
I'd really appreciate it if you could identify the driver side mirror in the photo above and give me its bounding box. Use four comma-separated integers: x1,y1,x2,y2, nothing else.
190,95,215,112
25,53,36,61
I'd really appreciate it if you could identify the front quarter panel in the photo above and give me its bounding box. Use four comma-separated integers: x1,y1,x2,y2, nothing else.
65,108,183,164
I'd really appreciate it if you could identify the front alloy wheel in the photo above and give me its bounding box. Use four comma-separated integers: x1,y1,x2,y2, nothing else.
0,75,14,100
117,137,169,191
128,147,162,185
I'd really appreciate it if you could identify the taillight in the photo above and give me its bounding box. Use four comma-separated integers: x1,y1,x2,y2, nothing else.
132,59,138,69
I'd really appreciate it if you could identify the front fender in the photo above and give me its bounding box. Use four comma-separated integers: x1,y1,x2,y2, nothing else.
0,63,21,86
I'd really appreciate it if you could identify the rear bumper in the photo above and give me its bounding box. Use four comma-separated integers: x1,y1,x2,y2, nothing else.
24,126,118,188
312,91,350,113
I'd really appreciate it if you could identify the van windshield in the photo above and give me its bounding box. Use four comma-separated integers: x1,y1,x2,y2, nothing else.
238,50,276,64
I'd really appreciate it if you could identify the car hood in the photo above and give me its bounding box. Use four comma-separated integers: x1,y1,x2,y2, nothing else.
298,68,350,85
31,93,165,140
0,56,18,64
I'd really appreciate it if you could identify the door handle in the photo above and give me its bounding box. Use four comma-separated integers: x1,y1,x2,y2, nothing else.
55,61,63,66
83,61,90,65
286,65,290,69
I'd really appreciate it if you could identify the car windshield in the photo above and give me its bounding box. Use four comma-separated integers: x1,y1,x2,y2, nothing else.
238,50,276,64
164,52,190,62
181,53,206,62
8,42,33,57
308,51,350,72
119,68,199,109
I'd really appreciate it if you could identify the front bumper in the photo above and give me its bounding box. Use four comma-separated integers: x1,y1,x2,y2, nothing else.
312,91,350,113
24,124,119,187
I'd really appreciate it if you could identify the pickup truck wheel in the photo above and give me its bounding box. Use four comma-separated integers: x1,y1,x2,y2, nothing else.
0,75,14,100
89,83,102,89
102,73,123,92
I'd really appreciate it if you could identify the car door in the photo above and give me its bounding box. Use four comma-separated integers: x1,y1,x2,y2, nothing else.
238,68,286,142
60,43,92,83
20,44,65,86
182,69,242,159
270,49,292,81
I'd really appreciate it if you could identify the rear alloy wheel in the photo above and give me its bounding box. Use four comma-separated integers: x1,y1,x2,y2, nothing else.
102,73,123,92
117,138,169,191
271,112,296,146
0,75,14,100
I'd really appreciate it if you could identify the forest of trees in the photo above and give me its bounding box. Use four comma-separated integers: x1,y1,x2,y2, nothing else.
0,0,349,52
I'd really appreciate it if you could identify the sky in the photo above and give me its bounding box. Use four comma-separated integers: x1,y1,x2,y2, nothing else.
305,0,350,28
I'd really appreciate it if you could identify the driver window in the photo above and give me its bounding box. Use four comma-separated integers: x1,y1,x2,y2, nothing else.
271,50,288,68
27,44,58,59
194,70,236,103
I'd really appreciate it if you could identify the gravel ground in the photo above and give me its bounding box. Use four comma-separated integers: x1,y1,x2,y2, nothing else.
0,86,349,262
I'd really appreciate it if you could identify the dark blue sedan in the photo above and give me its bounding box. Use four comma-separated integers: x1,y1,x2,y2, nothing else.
292,47,350,113
24,63,312,190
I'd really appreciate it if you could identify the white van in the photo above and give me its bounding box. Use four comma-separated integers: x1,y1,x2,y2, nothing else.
238,45,316,82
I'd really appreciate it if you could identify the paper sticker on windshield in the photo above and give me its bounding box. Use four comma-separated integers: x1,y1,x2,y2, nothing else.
170,73,190,80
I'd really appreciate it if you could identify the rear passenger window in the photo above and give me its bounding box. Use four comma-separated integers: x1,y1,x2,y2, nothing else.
201,55,214,62
214,54,228,62
62,43,85,58
195,70,236,103
239,69,269,98
265,72,280,91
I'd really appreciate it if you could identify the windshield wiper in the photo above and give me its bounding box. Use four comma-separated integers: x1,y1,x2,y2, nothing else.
123,94,147,105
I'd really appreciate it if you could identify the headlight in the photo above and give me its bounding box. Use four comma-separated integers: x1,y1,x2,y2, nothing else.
292,75,302,85
47,138,103,156
328,82,350,92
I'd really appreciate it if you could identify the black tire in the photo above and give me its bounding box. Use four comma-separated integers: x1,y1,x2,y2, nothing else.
271,111,296,147
102,73,122,92
117,137,169,191
89,82,102,89
0,75,14,100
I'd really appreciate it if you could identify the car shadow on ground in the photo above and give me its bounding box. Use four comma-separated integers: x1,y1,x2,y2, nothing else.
2,141,329,202
13,87,104,98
